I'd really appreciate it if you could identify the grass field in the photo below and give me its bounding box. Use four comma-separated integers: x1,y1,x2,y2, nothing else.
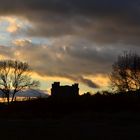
0,111,140,140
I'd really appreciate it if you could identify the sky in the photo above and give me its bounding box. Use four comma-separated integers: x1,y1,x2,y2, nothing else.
0,0,139,94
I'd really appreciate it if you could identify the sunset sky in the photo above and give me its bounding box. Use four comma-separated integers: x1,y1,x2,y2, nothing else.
0,0,140,94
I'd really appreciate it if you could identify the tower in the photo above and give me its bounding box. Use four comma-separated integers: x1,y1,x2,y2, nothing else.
51,82,79,97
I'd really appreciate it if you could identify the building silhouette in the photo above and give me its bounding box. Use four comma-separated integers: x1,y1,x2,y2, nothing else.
51,82,79,98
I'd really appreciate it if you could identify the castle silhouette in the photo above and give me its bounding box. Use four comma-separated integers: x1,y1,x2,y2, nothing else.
51,82,79,98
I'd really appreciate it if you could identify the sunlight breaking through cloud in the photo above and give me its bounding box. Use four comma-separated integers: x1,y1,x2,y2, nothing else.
0,1,138,93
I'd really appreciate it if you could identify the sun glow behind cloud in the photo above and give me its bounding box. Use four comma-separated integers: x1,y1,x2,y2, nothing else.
12,39,32,47
0,16,32,46
0,16,25,33
0,15,116,94
31,72,110,94
0,20,111,94
0,0,138,96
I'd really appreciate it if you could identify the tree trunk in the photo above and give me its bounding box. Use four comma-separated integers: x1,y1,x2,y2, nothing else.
7,94,10,105
11,92,16,103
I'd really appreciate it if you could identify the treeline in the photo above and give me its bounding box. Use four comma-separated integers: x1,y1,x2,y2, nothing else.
0,51,140,118
0,90,140,119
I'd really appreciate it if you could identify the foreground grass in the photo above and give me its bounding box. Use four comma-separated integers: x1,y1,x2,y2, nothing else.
0,95,140,140
0,111,140,140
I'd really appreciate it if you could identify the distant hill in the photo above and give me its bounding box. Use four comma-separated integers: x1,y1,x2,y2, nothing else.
16,89,49,98
0,89,49,98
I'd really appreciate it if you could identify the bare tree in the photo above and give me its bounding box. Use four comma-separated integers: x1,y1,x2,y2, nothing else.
0,60,40,104
110,51,140,92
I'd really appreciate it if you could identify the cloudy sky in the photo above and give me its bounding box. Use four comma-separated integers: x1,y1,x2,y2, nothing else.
0,0,139,94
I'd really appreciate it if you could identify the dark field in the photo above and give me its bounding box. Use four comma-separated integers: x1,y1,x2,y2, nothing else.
1,94,140,140
1,111,140,140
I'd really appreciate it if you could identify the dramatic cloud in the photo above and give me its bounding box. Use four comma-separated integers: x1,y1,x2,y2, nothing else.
0,38,139,89
0,42,111,88
0,0,139,90
12,39,31,47
0,0,138,45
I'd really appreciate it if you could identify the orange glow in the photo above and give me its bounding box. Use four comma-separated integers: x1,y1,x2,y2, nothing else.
31,71,73,82
85,74,110,87
31,72,110,94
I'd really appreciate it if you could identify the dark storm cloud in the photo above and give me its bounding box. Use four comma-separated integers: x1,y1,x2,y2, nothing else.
0,0,140,88
0,38,139,88
67,75,100,88
0,0,139,45
0,43,101,88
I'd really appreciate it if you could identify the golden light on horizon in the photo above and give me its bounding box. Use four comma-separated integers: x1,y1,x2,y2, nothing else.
0,15,111,93
31,72,111,94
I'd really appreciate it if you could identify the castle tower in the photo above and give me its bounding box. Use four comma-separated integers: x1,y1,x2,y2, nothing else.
51,82,60,96
51,82,79,97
